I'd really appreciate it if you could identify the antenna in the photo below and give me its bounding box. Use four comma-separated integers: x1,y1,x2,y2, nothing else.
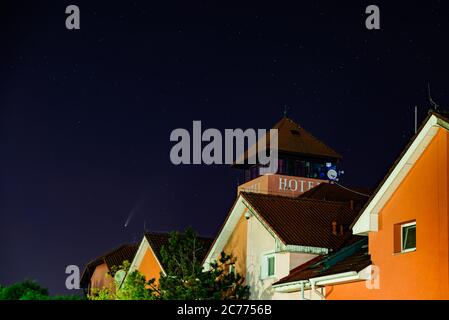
283,105,288,117
144,220,146,232
428,83,439,111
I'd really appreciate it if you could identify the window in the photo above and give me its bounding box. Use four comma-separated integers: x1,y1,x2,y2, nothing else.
261,254,275,279
394,220,416,254
290,129,300,136
267,256,275,277
401,222,416,253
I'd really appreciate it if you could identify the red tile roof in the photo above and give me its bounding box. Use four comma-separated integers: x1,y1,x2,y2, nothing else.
241,192,359,249
274,238,371,285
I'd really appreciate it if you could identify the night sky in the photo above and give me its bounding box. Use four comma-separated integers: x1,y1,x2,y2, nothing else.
1,1,448,294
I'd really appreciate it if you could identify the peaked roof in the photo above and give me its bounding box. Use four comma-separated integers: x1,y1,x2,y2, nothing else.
144,232,214,269
204,186,366,267
240,192,359,249
352,110,449,235
273,117,342,159
80,243,138,288
233,116,342,167
273,237,371,286
144,232,171,265
299,183,371,210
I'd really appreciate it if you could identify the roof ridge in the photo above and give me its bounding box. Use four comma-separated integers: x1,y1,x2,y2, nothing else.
81,244,137,278
351,110,449,231
89,243,135,263
144,231,172,236
272,116,302,129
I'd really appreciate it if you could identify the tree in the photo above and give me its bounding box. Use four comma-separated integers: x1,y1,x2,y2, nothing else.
152,227,249,300
0,280,84,300
0,280,48,300
88,260,156,300
203,252,249,300
87,227,249,300
115,270,156,300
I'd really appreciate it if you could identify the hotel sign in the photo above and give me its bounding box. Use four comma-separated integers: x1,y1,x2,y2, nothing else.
238,174,327,197
279,177,323,193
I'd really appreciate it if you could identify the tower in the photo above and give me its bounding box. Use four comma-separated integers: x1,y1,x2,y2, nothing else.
234,117,342,197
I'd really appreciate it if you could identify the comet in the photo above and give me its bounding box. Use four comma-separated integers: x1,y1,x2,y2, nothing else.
124,200,142,228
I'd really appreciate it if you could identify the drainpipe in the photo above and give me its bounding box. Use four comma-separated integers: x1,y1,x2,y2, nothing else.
300,282,305,300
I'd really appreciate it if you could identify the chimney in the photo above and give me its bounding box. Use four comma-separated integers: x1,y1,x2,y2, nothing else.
332,221,338,236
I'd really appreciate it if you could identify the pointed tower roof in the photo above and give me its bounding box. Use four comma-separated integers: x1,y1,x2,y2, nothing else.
273,117,342,160
233,116,341,168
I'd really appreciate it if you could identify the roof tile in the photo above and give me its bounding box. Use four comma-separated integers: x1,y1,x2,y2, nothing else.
80,244,138,288
241,192,360,249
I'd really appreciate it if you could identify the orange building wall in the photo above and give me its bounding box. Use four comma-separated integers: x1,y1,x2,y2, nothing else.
327,128,449,300
223,213,248,276
138,248,164,283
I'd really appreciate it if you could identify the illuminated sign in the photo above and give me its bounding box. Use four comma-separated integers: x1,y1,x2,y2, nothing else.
238,174,327,197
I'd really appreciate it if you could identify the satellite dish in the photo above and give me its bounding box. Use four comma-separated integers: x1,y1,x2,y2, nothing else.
327,169,338,181
114,270,126,286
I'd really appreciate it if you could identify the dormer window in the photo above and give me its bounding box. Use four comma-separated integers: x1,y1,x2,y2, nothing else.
290,130,300,136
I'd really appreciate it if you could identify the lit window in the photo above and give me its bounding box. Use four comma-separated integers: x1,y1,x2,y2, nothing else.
401,222,416,253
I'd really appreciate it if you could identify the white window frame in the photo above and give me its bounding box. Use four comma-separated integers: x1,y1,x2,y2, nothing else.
401,221,416,253
261,253,276,279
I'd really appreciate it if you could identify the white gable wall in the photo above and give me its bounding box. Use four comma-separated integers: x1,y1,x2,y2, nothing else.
203,194,321,300
246,213,277,299
245,213,319,300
